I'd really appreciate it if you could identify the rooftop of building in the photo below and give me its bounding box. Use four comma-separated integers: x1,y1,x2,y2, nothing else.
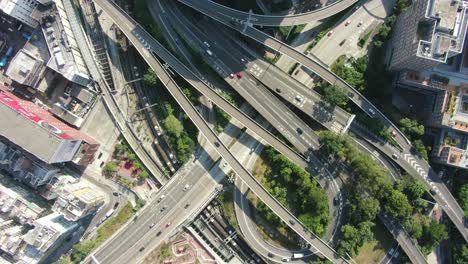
431,0,459,30
0,85,97,164
417,0,468,63
24,212,77,253
40,2,90,87
6,49,45,87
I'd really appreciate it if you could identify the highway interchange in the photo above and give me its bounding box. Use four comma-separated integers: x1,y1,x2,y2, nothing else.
84,0,468,263
175,0,468,243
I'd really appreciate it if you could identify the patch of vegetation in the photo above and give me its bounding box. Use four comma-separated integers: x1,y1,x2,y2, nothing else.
279,24,306,44
358,30,373,48
319,132,446,256
399,118,430,160
322,85,349,107
214,106,232,133
265,52,281,64
142,70,197,164
331,56,368,91
159,244,172,260
217,180,238,228
256,146,330,237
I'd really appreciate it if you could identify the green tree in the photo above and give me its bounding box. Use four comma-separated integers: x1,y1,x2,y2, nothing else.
319,131,346,159
133,162,142,171
164,114,184,137
453,241,468,264
384,190,412,221
337,222,373,256
159,244,172,260
139,170,149,180
395,0,412,14
143,69,158,86
459,184,468,217
398,175,426,202
413,139,428,160
421,219,448,249
176,135,195,163
378,24,391,39
114,143,127,156
102,161,119,177
406,216,425,239
350,195,380,223
323,85,349,107
374,40,383,48
399,118,424,139
71,240,96,262
127,153,137,162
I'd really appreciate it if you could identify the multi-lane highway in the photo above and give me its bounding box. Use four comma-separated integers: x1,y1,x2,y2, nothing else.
176,0,468,242
158,0,347,241
93,1,350,262
83,0,467,263
177,0,358,26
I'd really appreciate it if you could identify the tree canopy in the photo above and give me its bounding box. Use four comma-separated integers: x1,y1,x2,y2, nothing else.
323,85,349,107
164,114,184,137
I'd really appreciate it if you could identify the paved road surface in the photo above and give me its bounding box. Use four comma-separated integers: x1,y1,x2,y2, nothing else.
93,1,350,262
177,0,358,26
176,1,468,242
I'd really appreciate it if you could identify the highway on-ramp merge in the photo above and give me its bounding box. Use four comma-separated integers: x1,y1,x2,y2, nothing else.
175,1,468,242
93,0,350,262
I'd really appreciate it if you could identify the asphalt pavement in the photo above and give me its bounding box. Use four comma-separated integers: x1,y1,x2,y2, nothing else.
176,0,358,26
176,0,468,242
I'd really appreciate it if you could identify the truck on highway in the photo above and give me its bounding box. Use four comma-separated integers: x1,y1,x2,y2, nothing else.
105,209,115,218
292,253,304,259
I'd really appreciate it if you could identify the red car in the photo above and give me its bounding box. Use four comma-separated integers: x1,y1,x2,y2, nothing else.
165,222,171,228
236,72,243,79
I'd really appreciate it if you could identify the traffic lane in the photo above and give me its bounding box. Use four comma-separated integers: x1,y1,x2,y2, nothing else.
120,174,220,264
356,126,467,240
129,25,308,168
234,140,314,263
166,2,339,233
95,163,213,264
93,162,205,261
242,26,412,145
175,0,359,26
236,179,312,263
238,76,319,150
253,66,349,128
379,214,428,264
98,2,347,262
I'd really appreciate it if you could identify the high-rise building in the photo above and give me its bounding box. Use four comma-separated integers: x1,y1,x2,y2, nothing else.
389,0,468,72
